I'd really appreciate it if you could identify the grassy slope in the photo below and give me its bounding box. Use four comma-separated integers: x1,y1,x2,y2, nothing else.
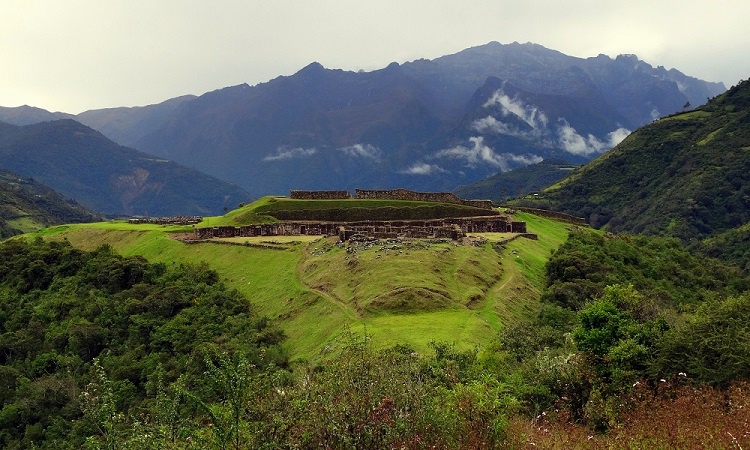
32,209,570,362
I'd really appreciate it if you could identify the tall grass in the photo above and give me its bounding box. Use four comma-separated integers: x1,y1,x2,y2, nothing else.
503,380,750,449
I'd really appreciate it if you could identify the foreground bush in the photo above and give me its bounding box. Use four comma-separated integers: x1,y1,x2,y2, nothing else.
503,380,750,449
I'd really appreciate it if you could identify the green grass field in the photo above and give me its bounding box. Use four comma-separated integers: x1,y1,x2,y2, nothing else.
30,207,572,362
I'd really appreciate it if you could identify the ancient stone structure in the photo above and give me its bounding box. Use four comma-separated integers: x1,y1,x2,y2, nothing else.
354,189,494,210
128,216,202,225
194,215,525,241
289,190,351,200
194,221,340,239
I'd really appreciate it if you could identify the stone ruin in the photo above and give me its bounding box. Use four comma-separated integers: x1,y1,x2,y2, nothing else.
129,216,203,225
194,216,530,241
289,190,351,200
191,189,527,242
287,188,494,209
354,189,494,210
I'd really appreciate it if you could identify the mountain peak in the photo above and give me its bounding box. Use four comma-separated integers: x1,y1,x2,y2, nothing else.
297,61,326,74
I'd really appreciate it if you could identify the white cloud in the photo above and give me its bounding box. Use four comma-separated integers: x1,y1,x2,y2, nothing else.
483,89,549,130
262,146,317,161
338,143,381,159
473,90,556,148
401,162,447,175
436,136,542,171
473,115,517,135
650,107,661,121
508,153,546,166
557,122,630,156
608,127,631,146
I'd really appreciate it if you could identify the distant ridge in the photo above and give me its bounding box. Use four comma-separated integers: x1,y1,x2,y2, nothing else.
0,119,249,216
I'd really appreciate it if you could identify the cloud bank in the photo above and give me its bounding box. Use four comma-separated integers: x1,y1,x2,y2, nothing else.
474,89,631,156
483,89,549,130
436,136,542,171
557,123,630,156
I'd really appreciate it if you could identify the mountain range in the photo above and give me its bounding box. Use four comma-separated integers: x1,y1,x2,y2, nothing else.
0,41,725,199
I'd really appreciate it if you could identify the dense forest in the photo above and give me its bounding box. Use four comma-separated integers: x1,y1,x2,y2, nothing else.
0,170,101,239
2,231,750,448
524,79,750,269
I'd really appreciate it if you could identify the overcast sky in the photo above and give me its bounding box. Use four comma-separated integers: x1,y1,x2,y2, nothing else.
3,0,749,114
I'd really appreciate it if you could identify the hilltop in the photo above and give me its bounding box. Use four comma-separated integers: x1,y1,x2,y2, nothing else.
31,195,571,359
453,158,579,202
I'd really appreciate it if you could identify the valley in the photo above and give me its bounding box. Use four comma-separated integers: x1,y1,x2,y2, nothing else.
1,35,748,448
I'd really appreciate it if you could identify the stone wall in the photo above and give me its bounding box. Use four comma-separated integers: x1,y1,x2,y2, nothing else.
194,215,520,241
354,189,493,210
128,216,202,225
194,221,341,239
290,190,351,200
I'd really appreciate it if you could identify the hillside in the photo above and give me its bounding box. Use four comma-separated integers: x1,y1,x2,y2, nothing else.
0,169,101,238
0,119,249,216
453,158,579,202
32,204,571,359
525,79,750,266
12,200,750,448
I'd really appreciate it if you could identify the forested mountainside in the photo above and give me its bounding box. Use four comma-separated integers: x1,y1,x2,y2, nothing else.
0,119,249,216
0,169,101,238
525,79,750,268
453,158,579,202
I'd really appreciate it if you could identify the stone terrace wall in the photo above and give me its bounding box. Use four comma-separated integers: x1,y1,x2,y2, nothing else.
290,190,351,200
194,216,518,241
354,189,493,210
129,216,202,225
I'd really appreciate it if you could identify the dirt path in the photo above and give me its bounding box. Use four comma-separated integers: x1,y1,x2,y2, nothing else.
478,246,534,330
295,243,360,321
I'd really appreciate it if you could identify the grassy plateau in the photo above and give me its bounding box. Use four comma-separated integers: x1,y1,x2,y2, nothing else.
31,199,571,362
